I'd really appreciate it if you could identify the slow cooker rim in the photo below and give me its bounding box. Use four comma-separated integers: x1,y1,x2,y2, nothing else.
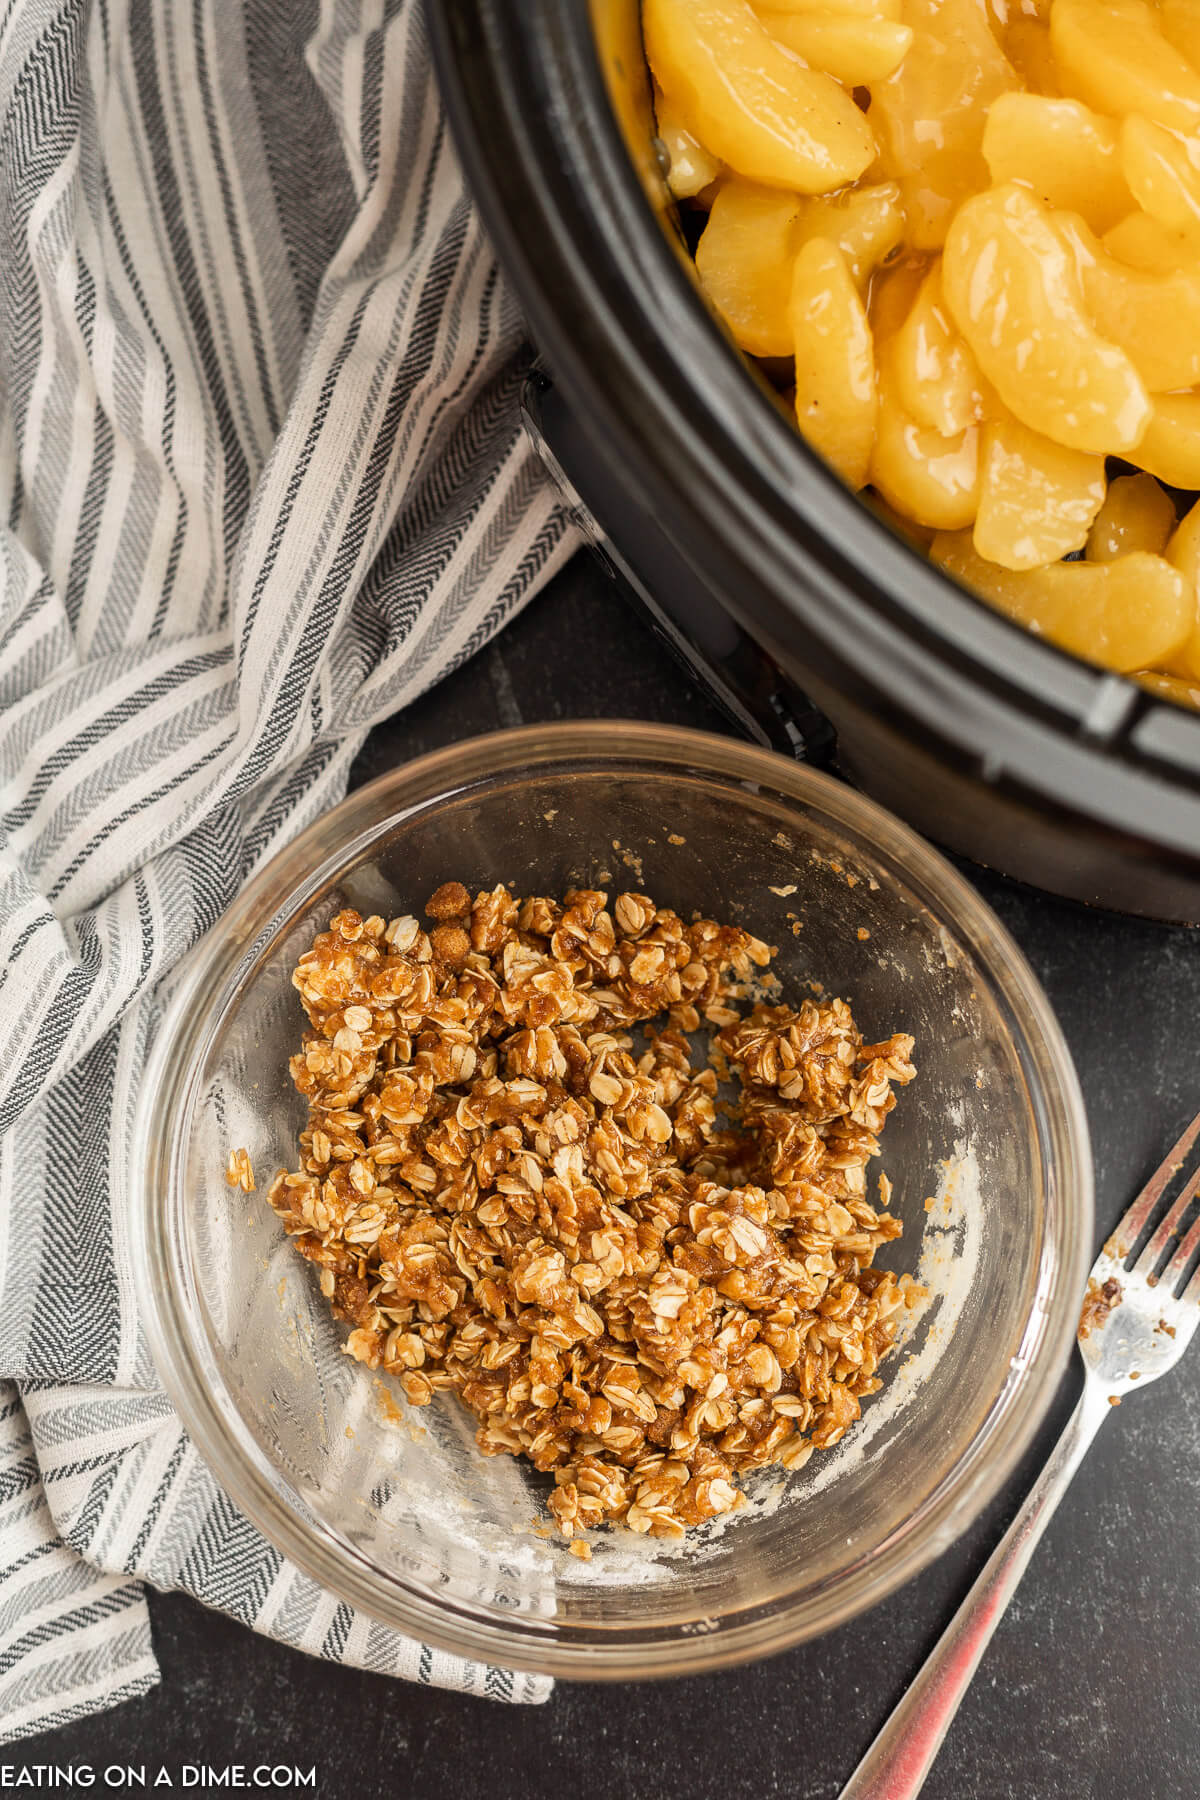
430,0,1200,855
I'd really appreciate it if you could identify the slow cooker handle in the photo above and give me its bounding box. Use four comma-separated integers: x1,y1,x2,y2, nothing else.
523,367,837,766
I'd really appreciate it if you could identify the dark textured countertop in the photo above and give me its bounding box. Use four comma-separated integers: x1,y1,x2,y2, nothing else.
17,552,1200,1798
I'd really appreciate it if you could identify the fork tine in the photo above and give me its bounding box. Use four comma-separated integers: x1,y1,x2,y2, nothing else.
1133,1162,1200,1278
1162,1200,1200,1297
1182,1253,1200,1310
1112,1105,1200,1264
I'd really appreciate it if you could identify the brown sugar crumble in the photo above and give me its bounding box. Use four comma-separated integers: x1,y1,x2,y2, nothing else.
265,885,921,1542
1079,1276,1122,1340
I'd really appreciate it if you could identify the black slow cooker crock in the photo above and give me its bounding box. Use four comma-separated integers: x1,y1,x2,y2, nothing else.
430,0,1200,923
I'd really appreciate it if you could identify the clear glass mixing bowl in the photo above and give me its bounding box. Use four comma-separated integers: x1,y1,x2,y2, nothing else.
132,722,1092,1678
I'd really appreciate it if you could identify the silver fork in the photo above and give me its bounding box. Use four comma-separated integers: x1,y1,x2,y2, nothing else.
840,1105,1200,1800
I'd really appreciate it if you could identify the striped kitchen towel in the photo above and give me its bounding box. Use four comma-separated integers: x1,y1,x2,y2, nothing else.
0,0,575,1741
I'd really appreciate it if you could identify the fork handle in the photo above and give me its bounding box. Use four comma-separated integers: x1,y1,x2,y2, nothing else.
838,1385,1110,1800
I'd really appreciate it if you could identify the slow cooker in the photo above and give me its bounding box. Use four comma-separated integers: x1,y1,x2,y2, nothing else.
430,0,1200,922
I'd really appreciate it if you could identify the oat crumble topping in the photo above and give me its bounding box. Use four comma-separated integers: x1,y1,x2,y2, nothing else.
263,885,920,1540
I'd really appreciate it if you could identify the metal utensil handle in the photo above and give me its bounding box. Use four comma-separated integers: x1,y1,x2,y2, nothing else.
840,1387,1109,1800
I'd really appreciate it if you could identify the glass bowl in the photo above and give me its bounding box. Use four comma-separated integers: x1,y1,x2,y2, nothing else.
132,721,1092,1679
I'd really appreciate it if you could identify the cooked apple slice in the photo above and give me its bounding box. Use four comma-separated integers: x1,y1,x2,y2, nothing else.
760,13,913,86
1057,212,1200,393
1086,474,1176,563
1131,393,1200,489
890,262,986,438
696,183,805,357
942,184,1151,453
933,533,1190,672
870,0,1016,249
973,416,1106,571
794,184,906,295
1163,500,1200,680
791,239,878,492
1050,0,1200,133
644,0,875,193
983,94,1133,235
1120,115,1200,237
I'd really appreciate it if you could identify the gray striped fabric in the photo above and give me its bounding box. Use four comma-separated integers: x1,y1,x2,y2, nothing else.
0,0,574,1741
